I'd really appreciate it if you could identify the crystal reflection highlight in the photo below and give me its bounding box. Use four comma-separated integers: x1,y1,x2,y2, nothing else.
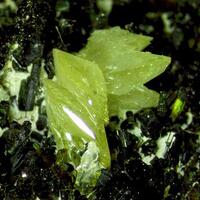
63,106,96,139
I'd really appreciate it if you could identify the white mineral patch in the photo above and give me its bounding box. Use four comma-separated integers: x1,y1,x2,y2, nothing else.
0,86,9,101
176,160,185,176
161,12,174,34
130,122,155,165
130,121,150,143
130,126,142,138
156,131,176,158
141,153,155,165
133,125,176,164
181,111,193,130
0,127,7,137
1,53,42,131
2,59,32,98
9,103,39,131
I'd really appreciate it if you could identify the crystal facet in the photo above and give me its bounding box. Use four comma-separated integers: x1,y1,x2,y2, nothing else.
79,26,171,115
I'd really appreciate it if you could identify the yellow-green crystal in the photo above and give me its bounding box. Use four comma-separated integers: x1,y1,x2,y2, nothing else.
108,86,160,116
44,26,171,195
43,49,111,194
79,26,171,115
53,49,108,124
170,98,185,121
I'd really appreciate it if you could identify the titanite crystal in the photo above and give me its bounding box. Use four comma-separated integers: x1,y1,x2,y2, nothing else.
44,27,171,195
53,49,108,124
79,26,171,115
43,49,110,186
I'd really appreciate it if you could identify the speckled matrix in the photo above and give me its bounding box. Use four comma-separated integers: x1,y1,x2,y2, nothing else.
0,0,200,199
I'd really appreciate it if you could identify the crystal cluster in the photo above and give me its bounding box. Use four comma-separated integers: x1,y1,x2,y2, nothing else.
79,27,171,116
44,27,170,194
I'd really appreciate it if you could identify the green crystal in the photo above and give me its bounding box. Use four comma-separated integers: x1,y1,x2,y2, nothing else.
79,26,171,115
53,49,108,123
44,49,110,170
108,86,160,116
43,26,171,195
43,50,111,195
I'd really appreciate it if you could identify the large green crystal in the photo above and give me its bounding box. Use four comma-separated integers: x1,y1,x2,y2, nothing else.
79,26,171,115
44,49,110,167
43,49,110,194
44,26,171,195
53,49,108,124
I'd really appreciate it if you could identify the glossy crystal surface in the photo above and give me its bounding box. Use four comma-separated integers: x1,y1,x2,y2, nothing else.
79,26,171,115
108,85,160,116
44,49,110,169
44,27,171,195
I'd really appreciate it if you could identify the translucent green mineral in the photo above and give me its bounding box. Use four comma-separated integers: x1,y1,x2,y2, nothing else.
43,49,110,195
79,26,171,116
43,26,171,195
44,49,110,167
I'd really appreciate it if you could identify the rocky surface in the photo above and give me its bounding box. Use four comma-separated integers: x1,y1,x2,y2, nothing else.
0,0,200,199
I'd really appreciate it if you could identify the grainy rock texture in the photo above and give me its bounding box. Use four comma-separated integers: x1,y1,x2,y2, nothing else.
0,0,200,199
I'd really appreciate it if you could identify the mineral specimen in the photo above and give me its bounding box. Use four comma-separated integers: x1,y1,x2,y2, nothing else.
43,26,171,195
43,49,110,194
79,27,171,116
